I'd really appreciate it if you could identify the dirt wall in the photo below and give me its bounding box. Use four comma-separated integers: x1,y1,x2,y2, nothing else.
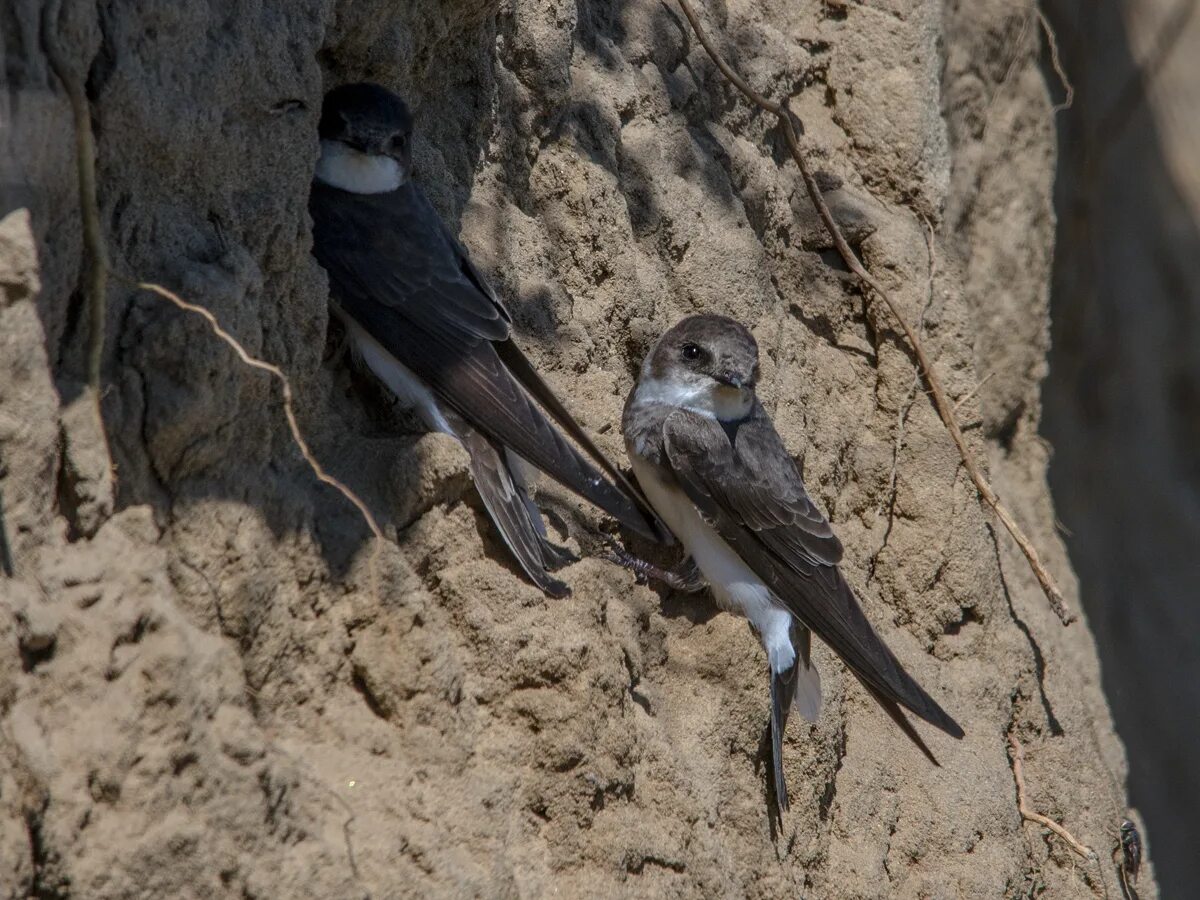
1,0,1153,896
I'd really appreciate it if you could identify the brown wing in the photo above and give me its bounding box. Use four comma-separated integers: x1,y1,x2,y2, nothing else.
660,406,962,740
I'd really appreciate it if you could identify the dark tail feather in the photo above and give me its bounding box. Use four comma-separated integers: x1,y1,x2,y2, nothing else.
505,449,578,571
495,340,670,542
769,667,795,815
434,341,661,544
859,678,940,767
459,425,571,598
765,624,820,821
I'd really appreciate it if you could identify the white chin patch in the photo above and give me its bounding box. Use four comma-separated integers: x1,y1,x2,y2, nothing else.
634,375,752,421
314,139,405,194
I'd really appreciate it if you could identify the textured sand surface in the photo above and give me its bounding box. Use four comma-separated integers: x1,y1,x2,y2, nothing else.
1,0,1153,896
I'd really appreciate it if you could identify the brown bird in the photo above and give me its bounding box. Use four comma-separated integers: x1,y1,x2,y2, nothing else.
617,314,963,813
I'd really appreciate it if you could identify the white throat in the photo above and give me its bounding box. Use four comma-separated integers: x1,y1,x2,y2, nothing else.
633,374,752,421
315,139,405,194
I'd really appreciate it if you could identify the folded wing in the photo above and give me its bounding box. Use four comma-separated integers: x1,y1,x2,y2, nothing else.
311,182,661,541
660,407,963,739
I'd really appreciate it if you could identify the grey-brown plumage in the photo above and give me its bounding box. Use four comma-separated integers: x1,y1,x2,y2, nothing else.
621,314,963,814
309,83,662,595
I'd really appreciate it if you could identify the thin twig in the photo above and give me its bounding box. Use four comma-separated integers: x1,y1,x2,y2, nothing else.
998,13,1034,94
676,0,1072,623
43,0,115,492
868,219,935,586
43,1,107,393
953,371,997,413
127,278,385,601
265,735,363,882
1035,9,1074,113
1009,734,1098,861
883,218,936,516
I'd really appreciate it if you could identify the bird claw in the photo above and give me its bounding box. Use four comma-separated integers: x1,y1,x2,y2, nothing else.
601,538,704,592
601,539,650,585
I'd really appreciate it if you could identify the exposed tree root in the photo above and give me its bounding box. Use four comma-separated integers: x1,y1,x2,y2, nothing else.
1009,733,1098,861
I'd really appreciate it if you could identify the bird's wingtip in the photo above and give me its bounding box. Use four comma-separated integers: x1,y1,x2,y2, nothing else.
928,704,965,740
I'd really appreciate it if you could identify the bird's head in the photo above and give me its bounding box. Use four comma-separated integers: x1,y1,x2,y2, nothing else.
640,314,760,421
315,82,414,193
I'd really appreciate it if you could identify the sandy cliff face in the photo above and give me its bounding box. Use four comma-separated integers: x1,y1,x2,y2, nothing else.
1,0,1153,897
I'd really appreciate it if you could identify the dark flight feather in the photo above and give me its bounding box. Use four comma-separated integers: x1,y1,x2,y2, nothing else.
658,404,963,741
457,423,571,598
310,180,660,542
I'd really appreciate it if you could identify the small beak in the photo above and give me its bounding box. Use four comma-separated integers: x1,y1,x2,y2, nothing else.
715,371,748,389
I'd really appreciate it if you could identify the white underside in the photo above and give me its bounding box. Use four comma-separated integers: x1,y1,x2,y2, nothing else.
345,320,454,435
633,375,752,422
315,139,405,194
630,455,821,722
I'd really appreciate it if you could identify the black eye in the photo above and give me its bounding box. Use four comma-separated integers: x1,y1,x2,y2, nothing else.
681,343,701,361
389,132,409,153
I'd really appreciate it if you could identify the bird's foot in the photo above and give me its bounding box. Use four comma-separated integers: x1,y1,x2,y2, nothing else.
601,539,706,593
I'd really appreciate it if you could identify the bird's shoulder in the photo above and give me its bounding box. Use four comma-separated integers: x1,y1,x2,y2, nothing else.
622,389,682,468
312,181,457,268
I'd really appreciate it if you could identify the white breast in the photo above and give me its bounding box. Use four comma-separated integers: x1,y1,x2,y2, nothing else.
631,454,795,673
315,139,404,194
633,376,752,422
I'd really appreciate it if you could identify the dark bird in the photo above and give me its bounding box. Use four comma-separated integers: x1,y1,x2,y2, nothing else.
309,83,662,596
618,314,963,814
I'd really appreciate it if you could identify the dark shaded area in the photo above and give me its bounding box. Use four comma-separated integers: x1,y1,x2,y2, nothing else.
1040,1,1200,893
1,1,510,587
0,488,13,576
